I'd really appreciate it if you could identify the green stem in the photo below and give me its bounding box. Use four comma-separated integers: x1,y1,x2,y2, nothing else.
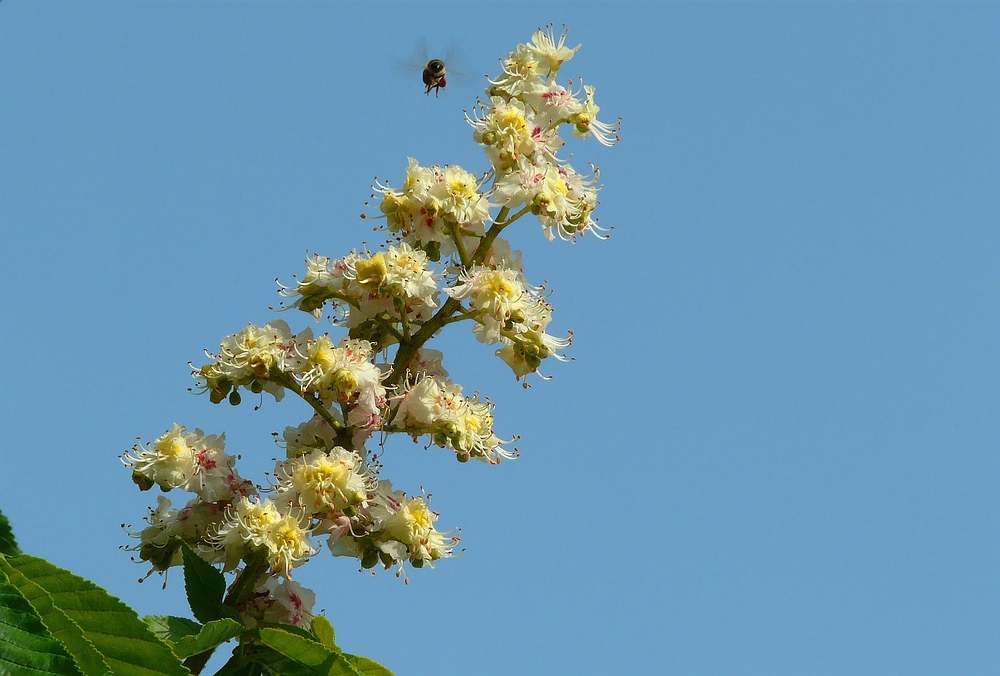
262,371,337,429
326,290,361,310
384,205,532,389
385,297,462,389
395,298,412,341
469,205,530,262
373,313,405,343
450,222,471,269
224,549,270,610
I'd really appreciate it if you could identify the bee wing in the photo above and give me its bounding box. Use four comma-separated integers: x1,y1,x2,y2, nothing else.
441,41,472,84
395,38,429,75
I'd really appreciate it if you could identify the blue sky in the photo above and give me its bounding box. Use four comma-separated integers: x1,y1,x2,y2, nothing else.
1,2,997,674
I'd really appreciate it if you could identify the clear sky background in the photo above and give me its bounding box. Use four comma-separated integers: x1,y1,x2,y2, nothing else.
1,2,998,675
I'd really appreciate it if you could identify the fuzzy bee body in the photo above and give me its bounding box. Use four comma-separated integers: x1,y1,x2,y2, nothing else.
422,59,447,97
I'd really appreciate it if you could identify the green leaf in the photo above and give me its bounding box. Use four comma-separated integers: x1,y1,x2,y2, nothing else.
181,544,225,624
254,650,358,676
256,622,316,643
309,617,337,652
3,555,190,676
144,616,202,644
211,652,256,676
0,510,21,557
171,619,243,659
341,655,393,676
255,628,358,676
0,567,84,676
2,560,112,676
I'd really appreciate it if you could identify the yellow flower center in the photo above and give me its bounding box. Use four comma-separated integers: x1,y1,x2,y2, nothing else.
448,179,475,199
497,108,526,133
309,338,338,372
480,271,517,300
405,502,433,531
156,436,189,459
355,252,387,285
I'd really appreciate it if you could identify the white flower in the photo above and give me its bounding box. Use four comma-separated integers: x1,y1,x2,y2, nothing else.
391,374,514,463
263,511,318,577
467,97,558,174
280,416,343,459
123,424,251,502
496,163,604,242
123,424,196,492
297,335,382,399
350,242,439,308
487,43,544,98
195,321,311,404
256,577,316,629
428,165,492,228
278,254,354,320
480,236,524,272
443,263,572,379
272,447,370,518
569,84,620,147
212,497,317,577
375,159,491,255
528,24,580,77
392,375,461,428
346,383,387,446
367,482,459,568
445,264,529,344
126,496,229,571
405,348,449,380
523,80,583,129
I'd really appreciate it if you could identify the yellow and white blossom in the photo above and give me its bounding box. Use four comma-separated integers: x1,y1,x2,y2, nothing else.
527,24,581,77
279,416,342,459
254,577,316,629
297,335,383,400
488,43,543,98
212,497,317,577
494,162,603,241
466,97,562,175
195,320,311,404
272,447,370,518
391,374,513,463
277,253,354,320
123,424,252,502
349,242,439,308
375,158,491,255
126,496,229,572
329,481,459,574
569,84,620,147
126,29,619,606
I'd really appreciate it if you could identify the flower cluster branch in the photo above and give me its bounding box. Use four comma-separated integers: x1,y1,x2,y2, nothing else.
121,26,619,629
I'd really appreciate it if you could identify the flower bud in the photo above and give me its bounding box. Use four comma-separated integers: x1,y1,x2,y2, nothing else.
571,111,592,134
139,540,181,572
131,470,154,491
424,197,442,217
361,548,380,570
379,192,404,217
423,241,442,262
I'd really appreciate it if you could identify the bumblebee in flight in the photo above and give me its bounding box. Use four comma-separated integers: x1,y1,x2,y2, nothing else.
422,58,448,97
